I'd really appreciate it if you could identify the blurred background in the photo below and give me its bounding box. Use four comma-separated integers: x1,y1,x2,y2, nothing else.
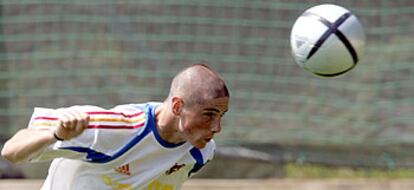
0,0,413,187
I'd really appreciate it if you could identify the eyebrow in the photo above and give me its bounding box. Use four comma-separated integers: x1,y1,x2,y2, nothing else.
204,108,220,113
204,108,228,114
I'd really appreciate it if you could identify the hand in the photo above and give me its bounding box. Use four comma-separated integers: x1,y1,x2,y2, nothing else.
54,108,90,141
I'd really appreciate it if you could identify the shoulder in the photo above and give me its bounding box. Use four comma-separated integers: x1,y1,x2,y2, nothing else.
113,102,162,112
111,103,146,112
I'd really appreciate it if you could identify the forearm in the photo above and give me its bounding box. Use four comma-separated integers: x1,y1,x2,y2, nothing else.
1,129,57,163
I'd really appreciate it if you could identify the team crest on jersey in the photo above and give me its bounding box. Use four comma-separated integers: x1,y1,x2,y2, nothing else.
166,163,186,175
115,164,131,176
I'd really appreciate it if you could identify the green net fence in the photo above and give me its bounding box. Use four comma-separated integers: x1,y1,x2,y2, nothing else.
1,0,414,168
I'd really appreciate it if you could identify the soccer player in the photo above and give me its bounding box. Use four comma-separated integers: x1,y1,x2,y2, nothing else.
1,64,229,190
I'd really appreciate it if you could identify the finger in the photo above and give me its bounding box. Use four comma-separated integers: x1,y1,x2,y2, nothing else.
58,108,77,130
80,112,90,129
71,110,88,131
57,109,70,129
65,110,78,130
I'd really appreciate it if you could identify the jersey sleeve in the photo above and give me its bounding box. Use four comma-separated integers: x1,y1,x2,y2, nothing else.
28,104,147,162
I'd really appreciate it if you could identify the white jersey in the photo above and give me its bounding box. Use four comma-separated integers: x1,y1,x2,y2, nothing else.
28,103,215,190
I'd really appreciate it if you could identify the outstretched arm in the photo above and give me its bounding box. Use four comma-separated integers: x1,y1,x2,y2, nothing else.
1,128,56,163
1,108,89,163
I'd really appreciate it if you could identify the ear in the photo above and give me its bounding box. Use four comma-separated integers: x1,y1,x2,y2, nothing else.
171,97,183,116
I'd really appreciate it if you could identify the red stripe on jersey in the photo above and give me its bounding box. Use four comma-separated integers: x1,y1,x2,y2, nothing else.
34,117,58,121
33,112,144,120
87,111,144,118
32,111,145,129
87,122,145,129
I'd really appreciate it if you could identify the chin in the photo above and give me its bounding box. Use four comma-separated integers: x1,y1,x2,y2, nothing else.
194,143,207,149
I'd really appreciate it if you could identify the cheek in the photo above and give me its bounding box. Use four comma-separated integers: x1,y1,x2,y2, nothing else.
181,119,208,136
180,112,211,135
179,116,196,134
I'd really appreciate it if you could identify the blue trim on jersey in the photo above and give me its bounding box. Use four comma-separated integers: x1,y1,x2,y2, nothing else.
189,147,204,176
149,104,186,148
62,125,151,163
60,103,153,163
60,146,112,161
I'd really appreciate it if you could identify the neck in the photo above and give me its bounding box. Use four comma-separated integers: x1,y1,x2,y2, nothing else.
155,104,185,144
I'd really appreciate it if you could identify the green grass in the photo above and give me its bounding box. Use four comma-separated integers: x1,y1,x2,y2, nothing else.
284,163,414,178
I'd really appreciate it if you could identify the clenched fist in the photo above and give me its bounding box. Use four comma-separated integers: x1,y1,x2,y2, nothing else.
54,108,90,141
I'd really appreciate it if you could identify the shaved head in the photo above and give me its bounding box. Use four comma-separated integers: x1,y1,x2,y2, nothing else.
168,64,229,106
156,64,229,148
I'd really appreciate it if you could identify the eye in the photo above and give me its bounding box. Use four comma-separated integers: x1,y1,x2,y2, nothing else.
203,112,214,117
203,112,216,118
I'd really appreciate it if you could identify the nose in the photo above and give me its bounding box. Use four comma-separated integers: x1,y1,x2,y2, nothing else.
211,118,221,133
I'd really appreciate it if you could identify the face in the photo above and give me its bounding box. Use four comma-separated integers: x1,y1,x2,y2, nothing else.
178,97,229,149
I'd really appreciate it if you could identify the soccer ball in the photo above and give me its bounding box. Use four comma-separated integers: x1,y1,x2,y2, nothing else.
290,4,365,77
